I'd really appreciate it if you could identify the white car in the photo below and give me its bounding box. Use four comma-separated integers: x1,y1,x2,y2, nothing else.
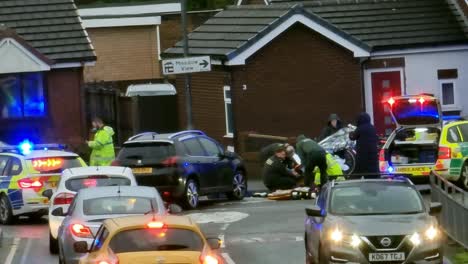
44,166,137,254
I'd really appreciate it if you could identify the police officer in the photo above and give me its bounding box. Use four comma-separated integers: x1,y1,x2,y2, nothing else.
263,145,300,192
87,117,115,166
296,135,328,189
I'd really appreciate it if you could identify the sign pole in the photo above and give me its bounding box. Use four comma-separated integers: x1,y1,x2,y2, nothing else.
181,0,193,129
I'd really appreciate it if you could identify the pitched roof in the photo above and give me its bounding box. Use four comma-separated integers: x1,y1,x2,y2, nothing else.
164,0,468,60
0,0,96,64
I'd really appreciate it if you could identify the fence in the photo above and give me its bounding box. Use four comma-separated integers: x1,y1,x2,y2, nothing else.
430,172,468,249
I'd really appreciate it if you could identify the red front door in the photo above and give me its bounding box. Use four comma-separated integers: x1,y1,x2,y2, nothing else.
371,71,402,136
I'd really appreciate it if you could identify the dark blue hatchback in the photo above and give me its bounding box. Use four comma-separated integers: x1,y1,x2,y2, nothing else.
114,130,247,209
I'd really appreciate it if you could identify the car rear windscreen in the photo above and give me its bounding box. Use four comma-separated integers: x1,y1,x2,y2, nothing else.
457,124,468,142
83,196,153,215
30,157,82,174
65,176,131,192
330,184,424,216
118,142,175,163
109,228,203,253
392,99,440,125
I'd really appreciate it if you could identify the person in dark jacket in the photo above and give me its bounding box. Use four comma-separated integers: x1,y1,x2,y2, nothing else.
296,135,328,188
349,112,379,176
263,145,300,191
318,113,343,141
259,143,297,169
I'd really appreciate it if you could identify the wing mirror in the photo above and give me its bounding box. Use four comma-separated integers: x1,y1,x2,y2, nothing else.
73,241,89,253
42,189,53,199
51,207,66,217
167,204,183,214
206,238,222,250
305,205,326,217
429,202,442,215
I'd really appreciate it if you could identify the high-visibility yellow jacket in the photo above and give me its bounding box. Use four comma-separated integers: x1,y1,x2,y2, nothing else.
88,126,115,166
314,153,345,184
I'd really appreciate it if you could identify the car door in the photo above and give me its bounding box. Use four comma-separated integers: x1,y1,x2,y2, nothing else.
199,137,233,189
0,155,11,190
307,186,328,260
180,137,217,191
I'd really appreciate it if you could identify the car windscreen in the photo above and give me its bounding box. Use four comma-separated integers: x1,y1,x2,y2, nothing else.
83,196,153,215
392,99,440,125
118,142,175,163
65,176,131,192
330,184,424,215
109,228,203,253
29,157,82,174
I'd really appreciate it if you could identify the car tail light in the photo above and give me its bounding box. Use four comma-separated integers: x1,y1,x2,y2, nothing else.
18,178,43,189
438,147,451,160
71,223,93,238
379,149,385,162
54,192,75,205
200,255,219,264
162,156,178,167
147,221,165,229
111,160,121,166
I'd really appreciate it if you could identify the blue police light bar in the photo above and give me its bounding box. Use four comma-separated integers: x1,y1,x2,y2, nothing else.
0,141,67,155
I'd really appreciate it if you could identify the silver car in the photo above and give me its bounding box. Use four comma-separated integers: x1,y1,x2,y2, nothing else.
304,177,443,264
55,186,167,264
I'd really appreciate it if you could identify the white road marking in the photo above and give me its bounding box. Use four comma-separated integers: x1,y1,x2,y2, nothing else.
187,212,248,224
295,236,304,242
218,234,226,248
222,253,236,264
220,223,230,231
5,237,21,264
20,238,32,264
251,237,265,242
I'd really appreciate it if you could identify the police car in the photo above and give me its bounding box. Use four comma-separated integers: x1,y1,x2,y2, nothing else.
0,141,86,224
379,95,443,181
434,120,468,189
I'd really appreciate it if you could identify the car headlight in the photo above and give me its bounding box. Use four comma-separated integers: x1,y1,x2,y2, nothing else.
410,233,421,246
410,226,439,246
330,229,343,242
329,229,361,248
425,226,439,240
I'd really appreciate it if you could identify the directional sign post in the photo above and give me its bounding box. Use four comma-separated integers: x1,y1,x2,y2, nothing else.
162,56,211,75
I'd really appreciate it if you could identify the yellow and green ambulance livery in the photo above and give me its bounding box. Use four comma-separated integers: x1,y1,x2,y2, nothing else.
0,141,86,224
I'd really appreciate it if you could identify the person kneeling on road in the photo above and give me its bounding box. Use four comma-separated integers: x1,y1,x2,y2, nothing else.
296,135,328,190
263,145,301,192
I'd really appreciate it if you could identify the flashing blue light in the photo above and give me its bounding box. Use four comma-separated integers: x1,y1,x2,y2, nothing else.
19,140,33,155
387,166,394,173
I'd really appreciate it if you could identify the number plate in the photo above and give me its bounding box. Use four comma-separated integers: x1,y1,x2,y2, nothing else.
395,166,430,173
132,167,153,174
369,252,405,262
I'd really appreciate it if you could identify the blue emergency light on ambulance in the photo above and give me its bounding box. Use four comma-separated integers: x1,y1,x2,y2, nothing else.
19,140,34,155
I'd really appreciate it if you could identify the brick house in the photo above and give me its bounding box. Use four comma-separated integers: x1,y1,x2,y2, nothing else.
0,0,95,149
164,0,468,151
77,2,219,143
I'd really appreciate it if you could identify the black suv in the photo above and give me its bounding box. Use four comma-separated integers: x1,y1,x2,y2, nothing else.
113,130,247,209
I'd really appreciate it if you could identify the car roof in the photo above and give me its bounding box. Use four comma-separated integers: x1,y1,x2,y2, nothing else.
104,215,196,233
330,178,413,188
63,166,130,177
24,150,79,159
124,130,207,144
75,186,157,199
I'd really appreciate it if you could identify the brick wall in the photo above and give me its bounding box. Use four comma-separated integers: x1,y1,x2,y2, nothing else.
84,26,159,82
231,23,363,140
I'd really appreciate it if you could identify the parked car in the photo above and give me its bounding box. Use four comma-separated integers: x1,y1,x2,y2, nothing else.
433,120,468,189
113,130,247,209
379,95,443,181
45,166,137,254
0,142,86,224
56,186,169,264
304,176,443,264
75,215,221,264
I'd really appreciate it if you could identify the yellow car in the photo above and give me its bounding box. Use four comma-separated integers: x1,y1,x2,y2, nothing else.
434,120,468,189
75,215,222,264
379,95,443,180
0,141,86,224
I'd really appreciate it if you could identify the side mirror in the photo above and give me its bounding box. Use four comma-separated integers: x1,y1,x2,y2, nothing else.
51,207,66,217
73,241,89,253
305,205,325,217
206,238,222,250
429,202,442,215
42,189,53,199
167,204,183,214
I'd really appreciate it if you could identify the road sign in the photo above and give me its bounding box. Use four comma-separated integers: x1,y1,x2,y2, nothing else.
162,56,211,75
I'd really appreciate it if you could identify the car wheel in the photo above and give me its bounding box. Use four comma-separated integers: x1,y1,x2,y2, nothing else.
0,194,15,225
182,179,199,209
49,231,59,254
458,163,468,190
226,170,246,201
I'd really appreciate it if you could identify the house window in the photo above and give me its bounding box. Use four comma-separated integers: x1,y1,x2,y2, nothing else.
0,72,46,118
223,86,234,137
439,80,456,107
